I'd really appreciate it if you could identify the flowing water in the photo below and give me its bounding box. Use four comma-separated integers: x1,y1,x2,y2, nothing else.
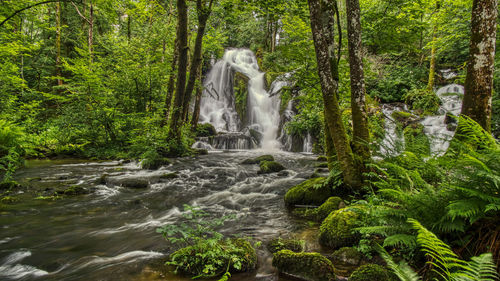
1,152,321,281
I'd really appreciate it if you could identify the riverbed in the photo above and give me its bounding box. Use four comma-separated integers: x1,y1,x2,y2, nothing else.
1,151,323,281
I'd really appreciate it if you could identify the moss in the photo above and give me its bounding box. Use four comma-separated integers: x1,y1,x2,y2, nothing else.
272,250,336,281
319,208,360,249
291,207,318,219
316,155,328,162
194,123,217,137
194,148,208,155
258,160,285,174
391,111,413,121
267,238,305,254
316,197,344,221
1,196,18,204
315,162,328,168
284,177,331,208
0,181,19,190
403,123,430,155
60,185,90,195
241,154,274,164
349,264,390,281
141,149,171,170
330,247,363,276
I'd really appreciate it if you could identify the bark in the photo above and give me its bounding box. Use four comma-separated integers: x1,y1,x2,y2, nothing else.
181,0,213,122
346,0,370,162
426,26,437,92
308,0,362,189
55,2,63,87
168,0,189,139
190,73,203,128
461,0,498,132
324,112,336,170
88,2,93,62
163,37,178,124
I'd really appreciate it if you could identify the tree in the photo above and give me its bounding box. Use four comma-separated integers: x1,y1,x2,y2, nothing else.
168,0,189,140
307,0,362,189
346,0,370,162
461,0,498,132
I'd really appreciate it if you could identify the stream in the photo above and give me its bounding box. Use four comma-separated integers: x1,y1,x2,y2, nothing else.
1,151,322,281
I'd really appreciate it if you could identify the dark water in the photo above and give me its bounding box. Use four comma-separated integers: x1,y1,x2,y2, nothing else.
1,151,322,281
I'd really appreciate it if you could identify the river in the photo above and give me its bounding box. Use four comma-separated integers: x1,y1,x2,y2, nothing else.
1,151,322,281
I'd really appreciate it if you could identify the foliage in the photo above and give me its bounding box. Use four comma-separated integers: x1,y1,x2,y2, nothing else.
0,120,26,182
156,205,257,279
404,88,441,115
349,264,390,281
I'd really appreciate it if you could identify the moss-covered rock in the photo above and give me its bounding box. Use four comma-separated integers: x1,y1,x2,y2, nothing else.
1,196,18,204
316,155,328,162
169,238,256,278
141,150,171,170
59,185,90,195
329,247,363,276
0,181,19,190
284,177,331,208
315,162,328,168
272,250,336,281
194,123,217,137
193,148,208,155
349,264,390,281
160,172,178,179
117,178,149,189
258,160,285,174
241,154,274,164
267,238,305,254
316,197,344,221
319,208,360,249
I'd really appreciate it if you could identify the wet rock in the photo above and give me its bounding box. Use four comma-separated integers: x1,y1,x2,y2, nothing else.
141,149,171,170
272,250,336,281
315,162,328,168
0,181,19,190
57,185,90,195
349,264,390,281
194,123,217,137
267,238,305,254
258,161,285,174
316,197,344,221
316,155,328,162
160,172,179,179
319,208,361,249
284,177,331,207
117,178,149,189
329,247,363,277
194,148,209,155
277,170,290,177
241,154,275,164
96,173,108,185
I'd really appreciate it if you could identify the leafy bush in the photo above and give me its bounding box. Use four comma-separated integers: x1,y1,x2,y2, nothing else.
0,120,26,182
404,88,441,115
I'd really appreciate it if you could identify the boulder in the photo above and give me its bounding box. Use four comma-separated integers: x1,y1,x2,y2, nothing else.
316,197,344,221
284,177,331,208
160,172,179,179
319,208,360,249
194,123,217,137
349,264,390,281
117,178,149,189
258,161,285,174
329,247,363,277
267,238,305,254
241,154,274,164
272,250,336,281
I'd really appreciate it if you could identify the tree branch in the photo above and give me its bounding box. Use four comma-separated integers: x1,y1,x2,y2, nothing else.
0,0,81,28
70,1,91,25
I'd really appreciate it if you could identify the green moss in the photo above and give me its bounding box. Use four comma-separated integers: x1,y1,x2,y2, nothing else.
194,123,217,137
349,264,389,281
160,172,179,179
315,162,328,168
403,123,430,155
1,196,18,204
391,111,413,120
60,185,90,195
241,154,274,164
319,208,360,249
0,181,18,190
317,155,328,162
284,177,331,208
141,149,171,170
267,238,305,253
272,250,336,281
330,247,363,276
316,197,344,221
258,160,285,174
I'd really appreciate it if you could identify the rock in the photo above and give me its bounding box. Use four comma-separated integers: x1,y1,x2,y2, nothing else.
316,197,344,221
160,172,178,179
194,123,217,137
117,178,149,189
316,155,328,162
277,170,290,177
319,208,360,249
258,160,285,174
241,154,275,164
315,162,328,168
141,149,171,170
267,238,305,254
272,250,336,281
96,173,108,185
194,148,209,155
329,247,363,277
284,177,331,208
0,181,19,190
349,264,390,281
59,185,90,195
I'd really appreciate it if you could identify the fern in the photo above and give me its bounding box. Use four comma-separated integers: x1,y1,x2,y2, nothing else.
453,253,499,281
375,244,421,281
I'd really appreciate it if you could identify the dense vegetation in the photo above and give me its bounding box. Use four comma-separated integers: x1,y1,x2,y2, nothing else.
1,0,499,280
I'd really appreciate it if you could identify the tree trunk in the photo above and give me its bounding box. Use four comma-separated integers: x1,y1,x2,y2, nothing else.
324,112,336,170
308,0,362,190
168,0,189,140
461,0,498,132
191,73,203,128
426,26,437,92
163,38,179,124
88,2,94,62
55,2,62,87
182,0,213,122
346,0,370,162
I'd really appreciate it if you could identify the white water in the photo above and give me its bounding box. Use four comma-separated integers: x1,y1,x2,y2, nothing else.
199,49,281,150
379,104,407,156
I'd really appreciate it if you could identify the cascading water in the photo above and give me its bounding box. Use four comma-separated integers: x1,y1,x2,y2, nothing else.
378,104,407,156
420,83,464,155
199,49,282,150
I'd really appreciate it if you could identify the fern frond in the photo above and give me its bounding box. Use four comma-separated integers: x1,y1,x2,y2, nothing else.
452,253,499,281
375,244,421,281
383,234,417,248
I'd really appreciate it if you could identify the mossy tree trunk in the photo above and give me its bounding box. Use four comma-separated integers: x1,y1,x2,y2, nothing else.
346,0,370,163
163,38,178,124
55,2,62,88
181,0,214,122
168,0,189,140
323,114,336,170
461,0,498,132
426,25,437,92
308,0,362,190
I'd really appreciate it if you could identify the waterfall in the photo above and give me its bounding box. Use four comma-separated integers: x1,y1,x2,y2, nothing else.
420,84,464,155
199,48,281,150
379,104,406,156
